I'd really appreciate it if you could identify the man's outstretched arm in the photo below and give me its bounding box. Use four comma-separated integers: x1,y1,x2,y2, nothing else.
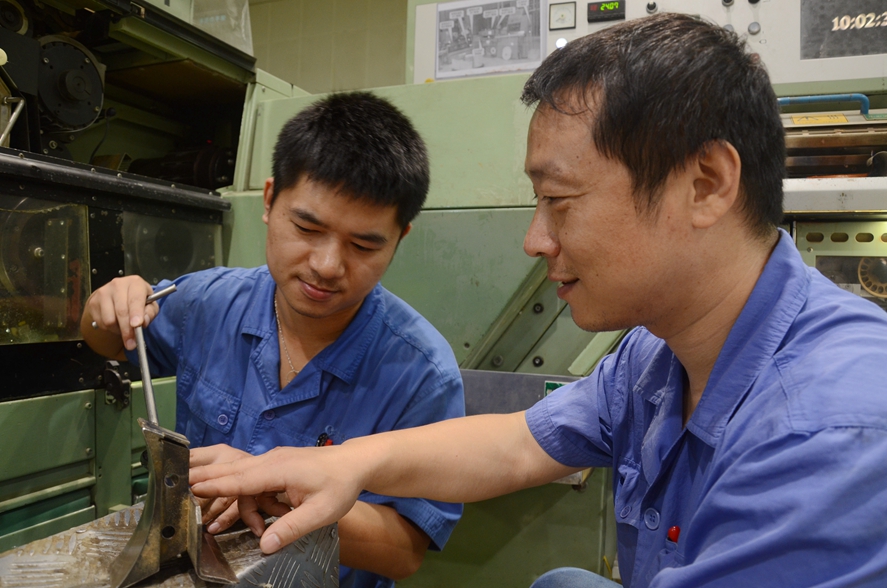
189,412,577,554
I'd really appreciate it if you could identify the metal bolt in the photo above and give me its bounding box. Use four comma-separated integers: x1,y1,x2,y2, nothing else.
533,303,544,314
807,247,813,253
94,106,100,112
646,1,657,13
49,140,58,149
76,342,82,349
92,268,97,274
78,377,85,384
532,356,544,367
84,57,90,64
491,355,504,367
90,212,95,218
33,247,44,258
118,269,124,276
84,402,92,409
42,148,49,154
85,448,93,455
42,57,49,64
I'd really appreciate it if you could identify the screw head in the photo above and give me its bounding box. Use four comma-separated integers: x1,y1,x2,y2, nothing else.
533,303,544,314
491,355,504,367
532,356,544,367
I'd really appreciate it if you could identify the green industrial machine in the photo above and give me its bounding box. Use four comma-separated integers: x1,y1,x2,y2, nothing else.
2,0,887,586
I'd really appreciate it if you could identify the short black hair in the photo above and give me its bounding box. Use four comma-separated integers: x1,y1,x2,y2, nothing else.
271,91,429,229
521,13,785,236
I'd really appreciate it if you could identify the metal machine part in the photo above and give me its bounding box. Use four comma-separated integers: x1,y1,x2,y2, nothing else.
128,146,237,191
0,502,340,587
37,35,105,135
109,418,237,587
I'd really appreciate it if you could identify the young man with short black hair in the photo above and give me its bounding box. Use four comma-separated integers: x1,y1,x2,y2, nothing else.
81,92,464,587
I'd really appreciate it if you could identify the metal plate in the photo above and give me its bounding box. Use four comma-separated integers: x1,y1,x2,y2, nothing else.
0,503,339,587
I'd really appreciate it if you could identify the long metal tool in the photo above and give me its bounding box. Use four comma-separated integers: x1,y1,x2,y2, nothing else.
133,283,177,424
110,283,238,588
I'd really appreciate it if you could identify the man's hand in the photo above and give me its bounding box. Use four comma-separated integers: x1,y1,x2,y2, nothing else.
190,444,253,534
80,275,157,357
190,444,364,554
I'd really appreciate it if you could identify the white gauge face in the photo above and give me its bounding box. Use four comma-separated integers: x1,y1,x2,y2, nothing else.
549,2,576,30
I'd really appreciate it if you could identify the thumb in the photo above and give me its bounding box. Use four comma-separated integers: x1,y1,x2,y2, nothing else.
259,499,341,554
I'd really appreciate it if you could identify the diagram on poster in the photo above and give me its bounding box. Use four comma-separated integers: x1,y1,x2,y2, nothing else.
436,0,544,79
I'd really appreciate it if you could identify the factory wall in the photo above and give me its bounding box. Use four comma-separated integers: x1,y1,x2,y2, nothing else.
248,0,409,93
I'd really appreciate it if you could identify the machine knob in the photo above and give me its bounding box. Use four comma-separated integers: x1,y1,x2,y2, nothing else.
749,0,760,4
748,21,761,35
722,0,734,6
646,2,657,14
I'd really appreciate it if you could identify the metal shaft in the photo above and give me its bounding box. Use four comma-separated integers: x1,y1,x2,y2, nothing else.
135,284,177,425
134,326,158,425
0,97,25,146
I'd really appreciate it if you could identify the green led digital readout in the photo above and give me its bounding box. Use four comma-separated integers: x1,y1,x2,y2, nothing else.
587,1,625,23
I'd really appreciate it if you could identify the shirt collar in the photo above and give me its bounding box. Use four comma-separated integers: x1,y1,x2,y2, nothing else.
240,270,384,386
687,229,810,446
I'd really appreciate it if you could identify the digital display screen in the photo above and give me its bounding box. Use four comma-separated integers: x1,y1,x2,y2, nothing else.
801,0,887,59
587,1,625,23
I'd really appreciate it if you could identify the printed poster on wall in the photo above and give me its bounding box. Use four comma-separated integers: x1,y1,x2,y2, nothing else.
436,0,544,79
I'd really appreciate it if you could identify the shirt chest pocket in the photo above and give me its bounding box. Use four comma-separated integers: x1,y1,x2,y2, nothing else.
179,378,242,447
614,462,645,529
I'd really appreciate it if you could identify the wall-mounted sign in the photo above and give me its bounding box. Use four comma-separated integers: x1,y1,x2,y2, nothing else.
436,0,544,80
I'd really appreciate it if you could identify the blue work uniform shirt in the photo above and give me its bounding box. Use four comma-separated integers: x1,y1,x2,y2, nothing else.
527,230,887,587
126,266,465,588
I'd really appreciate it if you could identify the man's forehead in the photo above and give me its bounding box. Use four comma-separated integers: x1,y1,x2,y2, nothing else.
525,105,599,181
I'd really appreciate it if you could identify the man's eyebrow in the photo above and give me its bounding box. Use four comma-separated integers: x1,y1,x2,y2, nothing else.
290,207,389,245
350,231,389,245
291,208,328,229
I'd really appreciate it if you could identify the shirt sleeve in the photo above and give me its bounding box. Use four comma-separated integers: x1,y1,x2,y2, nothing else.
357,372,465,552
525,330,641,469
652,426,887,587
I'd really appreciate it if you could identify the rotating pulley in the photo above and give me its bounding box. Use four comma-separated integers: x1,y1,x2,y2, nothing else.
37,35,105,135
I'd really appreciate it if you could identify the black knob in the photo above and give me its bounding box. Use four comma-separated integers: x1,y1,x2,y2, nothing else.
646,2,657,14
749,0,760,4
533,303,544,314
532,356,544,367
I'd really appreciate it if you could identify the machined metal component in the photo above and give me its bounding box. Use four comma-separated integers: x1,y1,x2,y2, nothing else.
109,418,237,587
0,501,340,587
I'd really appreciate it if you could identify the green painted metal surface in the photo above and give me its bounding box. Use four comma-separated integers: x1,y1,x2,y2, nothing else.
243,75,535,209
221,191,268,268
0,391,95,482
383,208,538,364
400,468,614,587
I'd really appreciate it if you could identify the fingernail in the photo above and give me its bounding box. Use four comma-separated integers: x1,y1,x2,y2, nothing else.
207,522,220,534
126,339,135,350
263,533,281,553
131,316,142,327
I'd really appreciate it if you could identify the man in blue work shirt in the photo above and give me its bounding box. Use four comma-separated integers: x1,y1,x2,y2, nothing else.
80,92,464,587
189,13,887,588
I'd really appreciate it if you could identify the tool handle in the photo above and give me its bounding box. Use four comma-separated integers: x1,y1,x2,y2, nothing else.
136,284,177,425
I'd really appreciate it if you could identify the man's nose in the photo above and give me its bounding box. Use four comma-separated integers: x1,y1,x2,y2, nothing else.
310,241,346,280
523,207,559,259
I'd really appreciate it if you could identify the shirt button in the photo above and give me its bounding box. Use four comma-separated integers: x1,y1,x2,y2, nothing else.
619,505,632,518
644,508,660,530
217,414,228,426
263,410,275,421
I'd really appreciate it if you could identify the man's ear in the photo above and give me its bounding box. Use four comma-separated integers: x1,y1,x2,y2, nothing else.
400,223,412,240
262,178,274,225
689,141,742,230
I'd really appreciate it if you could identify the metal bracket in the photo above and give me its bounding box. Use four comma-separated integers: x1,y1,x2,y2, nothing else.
103,360,131,408
109,418,237,588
